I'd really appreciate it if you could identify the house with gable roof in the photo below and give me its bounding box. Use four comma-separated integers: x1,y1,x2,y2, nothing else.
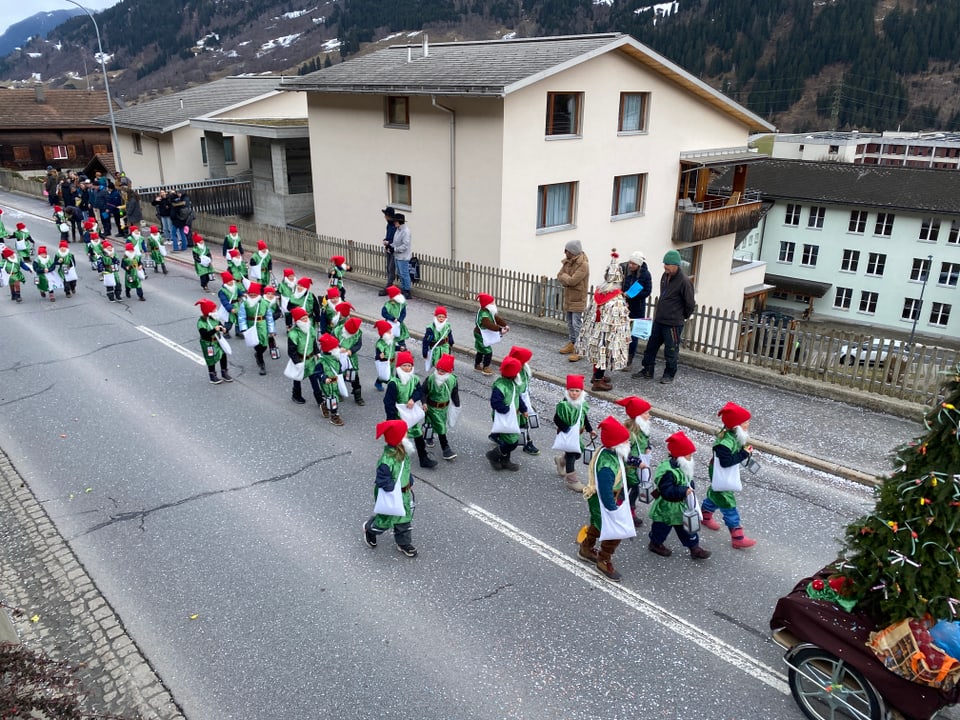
282,32,776,314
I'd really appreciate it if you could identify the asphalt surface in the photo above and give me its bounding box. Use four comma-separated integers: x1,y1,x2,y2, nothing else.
0,187,937,720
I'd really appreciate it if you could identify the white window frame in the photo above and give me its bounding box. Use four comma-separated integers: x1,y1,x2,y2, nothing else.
807,206,825,229
910,257,930,282
784,204,801,226
848,210,867,234
858,290,878,315
840,249,859,272
866,252,886,277
387,172,412,209
800,244,819,267
834,287,852,310
929,302,952,327
874,212,895,237
939,261,960,288
778,241,795,263
919,217,940,243
901,297,921,322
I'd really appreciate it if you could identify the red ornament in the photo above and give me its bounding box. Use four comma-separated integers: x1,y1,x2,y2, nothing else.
828,576,847,592
812,578,825,591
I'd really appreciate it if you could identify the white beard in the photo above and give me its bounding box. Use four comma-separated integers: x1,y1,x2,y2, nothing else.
149,234,161,242
393,293,406,304
513,375,523,386
396,368,414,383
563,390,585,407
228,234,238,241
38,255,48,262
486,303,498,317
296,321,311,333
58,250,68,257
230,258,241,265
613,441,631,461
433,319,447,333
293,288,307,299
636,417,651,436
258,251,268,259
329,313,340,326
383,332,394,343
735,426,750,446
677,456,695,482
124,251,135,259
284,278,296,288
433,371,450,385
401,437,415,455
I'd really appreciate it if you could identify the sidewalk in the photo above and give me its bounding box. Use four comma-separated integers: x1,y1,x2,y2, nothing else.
0,189,921,481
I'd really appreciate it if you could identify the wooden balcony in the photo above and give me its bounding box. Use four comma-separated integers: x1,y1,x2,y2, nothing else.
672,191,762,244
135,176,254,217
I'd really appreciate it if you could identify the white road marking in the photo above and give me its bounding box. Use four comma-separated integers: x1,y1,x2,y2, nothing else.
464,503,790,695
135,325,205,365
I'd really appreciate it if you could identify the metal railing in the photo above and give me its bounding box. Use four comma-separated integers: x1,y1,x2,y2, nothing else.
135,177,254,217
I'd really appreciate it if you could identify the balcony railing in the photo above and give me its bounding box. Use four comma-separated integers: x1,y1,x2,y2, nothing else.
673,191,762,243
135,176,254,217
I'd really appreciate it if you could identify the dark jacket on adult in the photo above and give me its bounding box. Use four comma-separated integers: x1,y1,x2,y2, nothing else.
653,270,696,326
620,261,652,319
170,193,193,229
152,194,172,219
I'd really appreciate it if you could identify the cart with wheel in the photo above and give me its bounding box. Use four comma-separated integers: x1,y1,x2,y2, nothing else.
770,569,960,720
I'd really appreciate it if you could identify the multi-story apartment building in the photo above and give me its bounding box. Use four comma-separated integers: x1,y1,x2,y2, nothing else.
772,131,960,170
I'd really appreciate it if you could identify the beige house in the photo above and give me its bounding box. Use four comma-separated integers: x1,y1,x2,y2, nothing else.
283,33,776,313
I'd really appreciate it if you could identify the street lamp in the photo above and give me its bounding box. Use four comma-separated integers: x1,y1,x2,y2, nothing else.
64,0,122,175
908,253,934,348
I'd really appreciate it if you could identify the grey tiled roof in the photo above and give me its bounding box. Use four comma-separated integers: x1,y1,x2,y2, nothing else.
281,33,627,95
94,76,285,133
720,158,960,215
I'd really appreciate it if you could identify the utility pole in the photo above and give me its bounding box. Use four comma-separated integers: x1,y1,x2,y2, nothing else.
830,72,843,130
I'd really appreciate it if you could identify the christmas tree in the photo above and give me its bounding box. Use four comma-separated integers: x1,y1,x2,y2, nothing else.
840,364,960,624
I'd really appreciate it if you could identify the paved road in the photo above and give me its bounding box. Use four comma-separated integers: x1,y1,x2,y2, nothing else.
0,192,944,720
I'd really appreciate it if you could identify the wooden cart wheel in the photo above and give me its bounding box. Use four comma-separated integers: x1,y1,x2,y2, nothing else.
788,647,883,720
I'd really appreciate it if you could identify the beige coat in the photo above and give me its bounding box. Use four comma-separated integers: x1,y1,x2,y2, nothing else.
557,252,590,312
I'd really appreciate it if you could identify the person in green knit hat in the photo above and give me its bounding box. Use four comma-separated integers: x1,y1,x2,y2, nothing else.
195,298,233,384
486,356,527,472
615,395,653,528
648,430,711,560
579,415,634,582
634,248,696,384
384,350,436,468
552,374,595,492
192,233,215,293
363,419,419,558
700,401,757,549
335,316,365,406
422,353,461,461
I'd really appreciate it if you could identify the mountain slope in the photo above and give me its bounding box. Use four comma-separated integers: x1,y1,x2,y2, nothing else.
0,9,85,58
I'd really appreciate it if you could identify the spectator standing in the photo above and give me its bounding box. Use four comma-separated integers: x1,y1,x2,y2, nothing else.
151,190,174,243
557,239,590,363
44,167,60,206
169,190,194,251
124,187,143,231
619,250,652,370
378,206,397,296
91,180,109,235
633,249,696,384
391,213,413,298
106,182,125,237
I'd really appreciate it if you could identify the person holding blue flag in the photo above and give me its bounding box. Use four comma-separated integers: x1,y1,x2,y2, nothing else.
619,250,652,371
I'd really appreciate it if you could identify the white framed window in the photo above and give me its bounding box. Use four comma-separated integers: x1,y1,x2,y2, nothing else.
874,212,895,236
778,241,795,263
49,145,69,160
801,244,819,267
919,217,940,243
536,181,577,230
840,249,859,272
385,96,409,127
388,173,412,208
940,261,960,288
902,297,921,322
866,252,886,277
910,257,931,282
949,220,960,245
848,210,867,234
784,204,801,226
929,302,951,327
133,134,143,154
545,92,582,137
618,93,649,133
859,290,878,314
807,206,825,229
834,287,852,310
611,174,645,217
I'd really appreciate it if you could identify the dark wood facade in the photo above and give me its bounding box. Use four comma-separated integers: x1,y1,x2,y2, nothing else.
0,129,112,172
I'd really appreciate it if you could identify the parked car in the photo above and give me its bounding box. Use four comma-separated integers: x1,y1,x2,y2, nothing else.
837,339,905,367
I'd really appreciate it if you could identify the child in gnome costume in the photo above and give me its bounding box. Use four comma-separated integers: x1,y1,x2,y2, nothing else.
422,353,461,461
373,319,397,392
384,351,436,468
363,419,419,558
226,248,248,285
321,286,342,333
32,245,61,302
380,285,409,351
331,301,353,334
192,233,215,293
486,356,527,472
579,416,635,582
195,298,233,384
473,293,509,375
285,276,320,331
277,267,297,320
328,254,350,298
701,401,757,549
237,282,275,375
552,374,595,492
11,222,34,262
316,332,346,426
249,240,272,284
507,345,540,456
422,305,454,373
1,246,32,303
616,396,653,528
287,306,321,406
217,271,244,338
222,224,243,258
146,226,168,275
120,242,145,301
98,241,121,302
648,431,711,560
335,316,365,406
56,241,78,298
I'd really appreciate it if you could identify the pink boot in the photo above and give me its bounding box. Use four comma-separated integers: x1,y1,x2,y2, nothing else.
730,528,756,549
701,511,721,531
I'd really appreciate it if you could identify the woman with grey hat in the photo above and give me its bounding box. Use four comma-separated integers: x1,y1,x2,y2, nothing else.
619,250,652,369
557,239,590,362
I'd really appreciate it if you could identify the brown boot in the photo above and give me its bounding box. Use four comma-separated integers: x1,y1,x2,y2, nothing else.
690,545,711,560
559,342,575,354
565,472,585,492
320,404,330,418
567,353,582,362
578,525,600,564
595,540,622,582
591,377,612,392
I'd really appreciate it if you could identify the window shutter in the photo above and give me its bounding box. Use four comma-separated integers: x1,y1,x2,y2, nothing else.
43,145,54,160
67,145,77,160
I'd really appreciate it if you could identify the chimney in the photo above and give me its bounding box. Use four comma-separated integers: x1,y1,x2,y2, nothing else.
35,85,46,104
422,34,429,58
407,46,412,63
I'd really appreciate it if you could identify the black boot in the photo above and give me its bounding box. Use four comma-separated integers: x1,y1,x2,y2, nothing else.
415,436,437,469
500,450,520,472
208,371,223,385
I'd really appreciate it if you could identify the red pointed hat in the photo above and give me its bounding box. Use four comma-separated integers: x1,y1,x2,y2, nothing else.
666,430,696,459
193,233,204,243
263,286,276,296
395,350,415,367
385,285,402,299
331,255,345,265
508,346,532,364
89,232,99,240
566,374,584,390
718,401,751,429
1,247,13,258
84,219,97,229
334,302,352,315
297,277,312,288
376,419,408,447
283,268,296,278
290,306,308,322
229,225,238,233
500,356,522,378
434,306,447,317
599,416,630,448
247,282,262,296
54,205,62,211
101,240,112,249
150,225,159,233
616,395,651,418
374,319,393,336
435,354,455,373
343,317,362,335
125,242,134,252
228,248,240,258
16,222,26,230
257,240,267,251
221,270,234,283
59,240,69,248
195,298,217,315
477,292,494,308
37,245,47,254
319,333,339,353
326,286,341,299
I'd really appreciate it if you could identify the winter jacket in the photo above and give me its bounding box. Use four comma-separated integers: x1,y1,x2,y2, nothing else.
652,270,696,326
620,261,652,319
557,251,590,312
